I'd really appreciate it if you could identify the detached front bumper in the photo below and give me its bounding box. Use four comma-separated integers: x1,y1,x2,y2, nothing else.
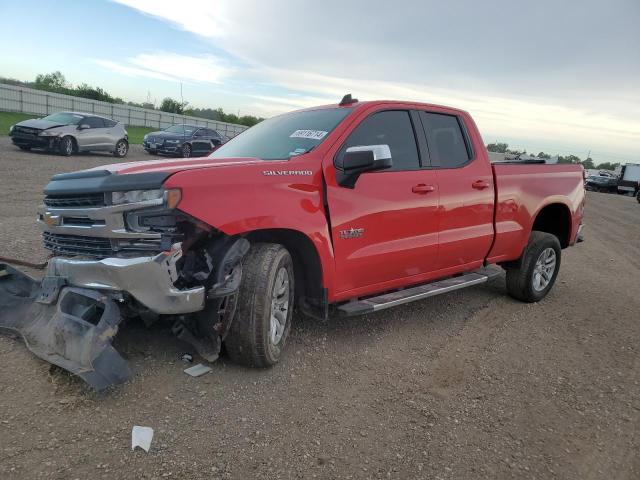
0,264,132,390
47,246,206,315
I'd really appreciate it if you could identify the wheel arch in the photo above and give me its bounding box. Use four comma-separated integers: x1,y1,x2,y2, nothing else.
531,202,572,248
244,228,328,320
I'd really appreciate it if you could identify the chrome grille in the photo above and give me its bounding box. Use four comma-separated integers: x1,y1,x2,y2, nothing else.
43,232,163,258
44,193,106,208
43,232,113,258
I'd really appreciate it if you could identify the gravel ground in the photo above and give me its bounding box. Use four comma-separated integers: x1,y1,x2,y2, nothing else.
0,137,638,480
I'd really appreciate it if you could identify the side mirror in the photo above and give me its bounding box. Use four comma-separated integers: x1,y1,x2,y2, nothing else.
78,124,90,130
335,145,392,188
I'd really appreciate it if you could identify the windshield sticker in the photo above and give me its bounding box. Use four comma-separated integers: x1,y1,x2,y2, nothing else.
289,148,308,156
290,129,328,140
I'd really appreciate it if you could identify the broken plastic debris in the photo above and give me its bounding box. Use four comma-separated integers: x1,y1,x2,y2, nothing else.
184,363,212,377
131,426,154,452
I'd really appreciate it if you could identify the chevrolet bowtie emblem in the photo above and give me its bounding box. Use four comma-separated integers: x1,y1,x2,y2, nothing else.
42,211,61,227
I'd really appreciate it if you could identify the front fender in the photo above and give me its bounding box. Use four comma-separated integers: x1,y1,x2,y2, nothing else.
164,156,336,294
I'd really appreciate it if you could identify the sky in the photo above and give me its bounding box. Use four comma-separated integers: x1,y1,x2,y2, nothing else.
1,0,639,163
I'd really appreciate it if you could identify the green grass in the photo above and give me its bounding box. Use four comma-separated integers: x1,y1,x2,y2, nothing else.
0,112,37,135
0,111,155,144
125,125,155,145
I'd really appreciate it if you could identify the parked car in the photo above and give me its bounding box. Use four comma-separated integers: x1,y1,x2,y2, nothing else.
0,96,585,389
9,111,129,157
143,124,228,158
585,174,618,193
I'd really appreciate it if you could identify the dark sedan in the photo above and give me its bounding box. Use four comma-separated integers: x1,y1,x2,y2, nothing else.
143,124,228,158
585,175,618,193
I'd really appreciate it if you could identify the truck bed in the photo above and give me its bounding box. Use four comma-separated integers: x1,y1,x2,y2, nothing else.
487,163,585,264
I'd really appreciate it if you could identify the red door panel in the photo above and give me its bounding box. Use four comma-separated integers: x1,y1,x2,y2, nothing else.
418,110,494,270
327,170,439,293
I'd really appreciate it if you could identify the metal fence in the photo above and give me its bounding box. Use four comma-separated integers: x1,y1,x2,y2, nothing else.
0,83,249,138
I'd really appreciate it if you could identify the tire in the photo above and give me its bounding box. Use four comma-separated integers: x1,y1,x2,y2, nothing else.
59,136,74,156
113,139,129,158
224,243,295,367
18,145,31,151
506,231,562,303
182,143,192,158
636,191,640,204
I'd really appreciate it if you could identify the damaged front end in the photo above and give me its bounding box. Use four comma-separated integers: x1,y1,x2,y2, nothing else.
0,170,249,390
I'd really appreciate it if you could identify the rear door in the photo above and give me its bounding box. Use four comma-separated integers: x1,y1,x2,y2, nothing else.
325,109,440,295
418,111,494,270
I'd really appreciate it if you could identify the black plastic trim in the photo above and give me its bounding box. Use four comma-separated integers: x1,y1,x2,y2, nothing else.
44,171,172,196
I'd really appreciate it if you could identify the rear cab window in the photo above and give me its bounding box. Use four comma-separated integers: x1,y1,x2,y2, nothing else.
419,112,471,168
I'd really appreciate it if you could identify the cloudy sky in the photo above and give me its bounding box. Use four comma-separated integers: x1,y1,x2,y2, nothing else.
1,0,639,162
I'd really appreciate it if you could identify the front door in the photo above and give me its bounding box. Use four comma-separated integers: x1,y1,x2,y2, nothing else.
76,116,108,150
325,109,440,296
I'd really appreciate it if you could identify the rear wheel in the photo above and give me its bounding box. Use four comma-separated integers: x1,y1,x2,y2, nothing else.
505,231,561,303
113,139,128,158
224,243,295,367
59,136,74,156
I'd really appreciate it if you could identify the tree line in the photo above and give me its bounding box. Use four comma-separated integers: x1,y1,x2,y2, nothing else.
486,142,619,171
0,72,262,127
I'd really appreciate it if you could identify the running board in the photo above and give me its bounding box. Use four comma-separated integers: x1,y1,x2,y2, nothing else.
337,266,502,316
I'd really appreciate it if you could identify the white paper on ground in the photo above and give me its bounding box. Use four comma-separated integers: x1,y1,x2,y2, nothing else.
131,425,154,452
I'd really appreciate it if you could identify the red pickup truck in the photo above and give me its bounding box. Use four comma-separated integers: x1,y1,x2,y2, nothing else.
0,95,585,389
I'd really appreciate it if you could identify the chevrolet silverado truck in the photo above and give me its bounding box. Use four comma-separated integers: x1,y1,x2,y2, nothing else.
0,95,585,389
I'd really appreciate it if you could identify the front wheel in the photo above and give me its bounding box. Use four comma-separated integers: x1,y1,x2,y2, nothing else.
59,136,74,156
224,243,295,367
505,231,561,303
113,139,129,158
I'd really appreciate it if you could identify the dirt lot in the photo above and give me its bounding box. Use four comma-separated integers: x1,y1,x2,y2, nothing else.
0,136,638,479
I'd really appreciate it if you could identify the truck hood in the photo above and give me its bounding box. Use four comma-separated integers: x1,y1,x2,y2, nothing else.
17,119,68,130
88,156,265,175
44,156,269,196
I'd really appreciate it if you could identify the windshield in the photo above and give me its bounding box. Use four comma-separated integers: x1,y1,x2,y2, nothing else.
164,125,198,135
210,107,353,160
41,112,84,125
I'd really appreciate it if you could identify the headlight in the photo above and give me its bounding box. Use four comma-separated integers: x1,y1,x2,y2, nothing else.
143,134,148,140
39,130,59,137
111,188,181,207
165,139,181,144
112,189,164,205
9,125,14,133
